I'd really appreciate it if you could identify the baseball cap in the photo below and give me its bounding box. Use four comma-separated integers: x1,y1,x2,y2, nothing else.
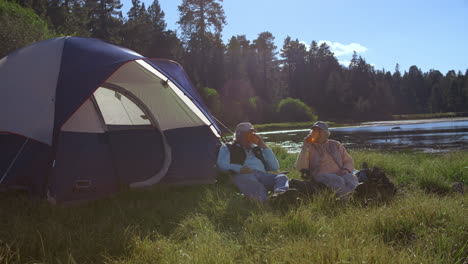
235,122,255,134
311,121,329,132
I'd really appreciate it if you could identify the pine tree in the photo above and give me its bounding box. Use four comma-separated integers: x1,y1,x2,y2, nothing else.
126,0,143,22
280,36,307,98
177,0,226,89
252,31,280,102
85,0,123,43
147,0,166,32
407,65,428,112
463,69,468,112
177,0,226,41
427,70,444,113
121,0,152,54
47,0,90,35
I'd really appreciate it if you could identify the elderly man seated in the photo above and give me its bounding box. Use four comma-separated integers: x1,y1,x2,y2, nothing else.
217,122,290,201
295,121,359,197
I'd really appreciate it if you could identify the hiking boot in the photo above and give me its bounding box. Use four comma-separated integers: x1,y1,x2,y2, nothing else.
271,188,301,203
289,179,325,195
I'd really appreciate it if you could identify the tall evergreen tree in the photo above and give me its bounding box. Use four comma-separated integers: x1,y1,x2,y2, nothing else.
427,70,444,113
225,36,243,80
144,0,183,59
85,0,123,43
304,41,340,115
147,0,166,32
67,0,91,35
280,36,307,99
345,51,375,117
252,31,280,102
463,69,468,112
325,68,349,117
408,65,428,112
371,70,394,118
177,0,226,89
177,0,226,41
391,63,404,114
444,70,463,112
121,0,152,54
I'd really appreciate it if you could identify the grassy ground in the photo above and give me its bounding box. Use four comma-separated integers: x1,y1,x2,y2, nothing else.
253,121,315,132
0,150,467,264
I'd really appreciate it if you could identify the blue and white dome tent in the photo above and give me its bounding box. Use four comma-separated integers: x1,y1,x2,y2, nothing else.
0,37,221,204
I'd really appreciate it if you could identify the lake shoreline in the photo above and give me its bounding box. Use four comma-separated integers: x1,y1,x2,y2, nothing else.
253,113,468,133
257,117,468,154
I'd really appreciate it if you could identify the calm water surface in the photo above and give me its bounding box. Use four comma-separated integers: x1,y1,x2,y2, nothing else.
258,118,468,153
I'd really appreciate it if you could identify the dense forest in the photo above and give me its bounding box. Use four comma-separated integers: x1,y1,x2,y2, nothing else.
1,0,468,126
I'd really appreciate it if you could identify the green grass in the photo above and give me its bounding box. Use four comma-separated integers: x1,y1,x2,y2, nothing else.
0,150,467,263
391,112,468,120
253,121,313,132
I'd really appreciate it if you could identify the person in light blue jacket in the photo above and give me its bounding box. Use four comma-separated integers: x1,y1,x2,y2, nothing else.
217,122,290,201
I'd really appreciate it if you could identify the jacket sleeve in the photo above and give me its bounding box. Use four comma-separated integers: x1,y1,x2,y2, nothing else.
295,143,310,170
339,144,354,172
262,147,280,171
216,144,243,173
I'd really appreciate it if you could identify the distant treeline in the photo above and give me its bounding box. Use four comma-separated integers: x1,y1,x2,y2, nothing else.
2,0,468,126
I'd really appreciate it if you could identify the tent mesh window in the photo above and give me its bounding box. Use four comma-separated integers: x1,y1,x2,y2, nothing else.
93,87,152,130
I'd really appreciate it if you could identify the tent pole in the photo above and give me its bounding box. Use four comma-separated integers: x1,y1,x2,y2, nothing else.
0,137,30,184
210,114,233,143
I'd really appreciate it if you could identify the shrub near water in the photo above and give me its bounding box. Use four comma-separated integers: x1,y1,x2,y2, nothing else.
0,151,467,263
276,97,317,122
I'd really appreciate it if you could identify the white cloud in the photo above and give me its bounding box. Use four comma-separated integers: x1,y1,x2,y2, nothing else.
339,60,376,68
339,60,351,67
318,40,368,56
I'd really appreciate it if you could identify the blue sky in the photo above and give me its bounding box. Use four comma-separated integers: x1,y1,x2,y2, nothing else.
121,0,468,74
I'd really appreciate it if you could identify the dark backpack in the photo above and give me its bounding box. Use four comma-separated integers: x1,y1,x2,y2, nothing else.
354,164,397,201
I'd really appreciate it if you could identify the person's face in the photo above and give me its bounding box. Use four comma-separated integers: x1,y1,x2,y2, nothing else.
247,130,260,144
311,127,320,137
239,129,256,145
309,127,324,142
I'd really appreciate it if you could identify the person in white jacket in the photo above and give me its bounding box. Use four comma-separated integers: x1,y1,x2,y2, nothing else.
217,122,290,201
295,121,358,197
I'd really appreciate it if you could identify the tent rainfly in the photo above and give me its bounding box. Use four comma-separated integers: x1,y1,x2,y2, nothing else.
0,37,221,204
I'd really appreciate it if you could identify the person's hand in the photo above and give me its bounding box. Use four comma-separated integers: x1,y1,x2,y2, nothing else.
240,166,254,174
337,168,350,176
303,132,313,144
252,134,267,149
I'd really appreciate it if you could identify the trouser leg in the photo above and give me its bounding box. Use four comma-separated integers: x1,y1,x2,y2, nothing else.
315,173,346,195
257,172,289,193
232,173,268,201
342,173,359,193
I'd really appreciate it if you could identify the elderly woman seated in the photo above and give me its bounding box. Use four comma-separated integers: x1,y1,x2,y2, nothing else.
295,121,359,197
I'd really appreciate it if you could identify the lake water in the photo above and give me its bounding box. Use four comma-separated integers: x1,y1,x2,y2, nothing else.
258,118,468,153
